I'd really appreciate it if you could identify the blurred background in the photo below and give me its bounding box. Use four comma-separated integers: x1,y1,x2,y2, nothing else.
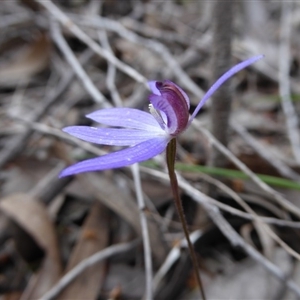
1,0,300,299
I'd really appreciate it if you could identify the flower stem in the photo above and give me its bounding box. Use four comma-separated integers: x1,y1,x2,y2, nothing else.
166,138,206,300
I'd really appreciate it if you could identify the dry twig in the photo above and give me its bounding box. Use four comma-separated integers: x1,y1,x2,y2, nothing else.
70,15,204,100
141,166,300,297
15,117,300,230
50,19,109,106
98,30,123,107
279,2,300,163
40,240,140,300
193,119,300,218
231,121,300,181
153,230,203,293
197,171,300,261
0,49,94,169
37,0,148,86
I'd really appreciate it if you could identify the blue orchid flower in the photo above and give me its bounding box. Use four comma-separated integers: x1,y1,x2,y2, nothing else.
59,55,263,177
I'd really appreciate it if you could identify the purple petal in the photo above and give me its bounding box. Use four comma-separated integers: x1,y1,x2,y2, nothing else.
59,137,169,177
63,126,166,146
189,55,264,122
87,108,161,130
163,80,190,109
149,94,178,134
149,80,190,135
148,81,161,96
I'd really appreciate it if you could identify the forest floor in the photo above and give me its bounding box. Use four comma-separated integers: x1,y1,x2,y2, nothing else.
1,1,300,299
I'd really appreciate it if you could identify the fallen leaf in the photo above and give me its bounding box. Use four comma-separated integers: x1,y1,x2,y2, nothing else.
0,193,61,299
80,173,169,263
56,201,109,300
0,291,23,300
103,264,145,299
0,33,51,86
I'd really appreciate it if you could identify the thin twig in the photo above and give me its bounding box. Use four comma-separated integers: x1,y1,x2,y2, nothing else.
37,0,148,86
11,116,106,157
231,121,300,181
91,0,123,107
131,164,153,300
28,162,66,199
98,30,123,107
92,14,152,294
50,19,109,106
235,37,300,95
0,49,94,169
153,230,203,293
39,240,140,300
121,17,194,46
279,1,300,163
193,119,300,218
15,117,300,230
0,12,31,29
141,166,300,297
197,169,300,261
188,172,300,227
69,14,204,99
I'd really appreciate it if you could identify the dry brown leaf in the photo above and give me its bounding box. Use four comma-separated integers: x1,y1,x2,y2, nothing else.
115,38,162,73
0,193,61,299
0,33,51,86
80,173,169,263
19,0,41,11
57,201,109,300
141,178,173,207
103,264,145,299
2,158,54,197
0,291,23,300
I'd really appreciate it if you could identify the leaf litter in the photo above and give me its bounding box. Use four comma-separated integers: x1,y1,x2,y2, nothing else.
1,1,300,299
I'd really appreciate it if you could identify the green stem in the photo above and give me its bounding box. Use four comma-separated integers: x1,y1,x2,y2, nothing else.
166,138,206,300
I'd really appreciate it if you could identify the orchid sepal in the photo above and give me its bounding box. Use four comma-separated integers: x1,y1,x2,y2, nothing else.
60,55,264,177
59,137,169,177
